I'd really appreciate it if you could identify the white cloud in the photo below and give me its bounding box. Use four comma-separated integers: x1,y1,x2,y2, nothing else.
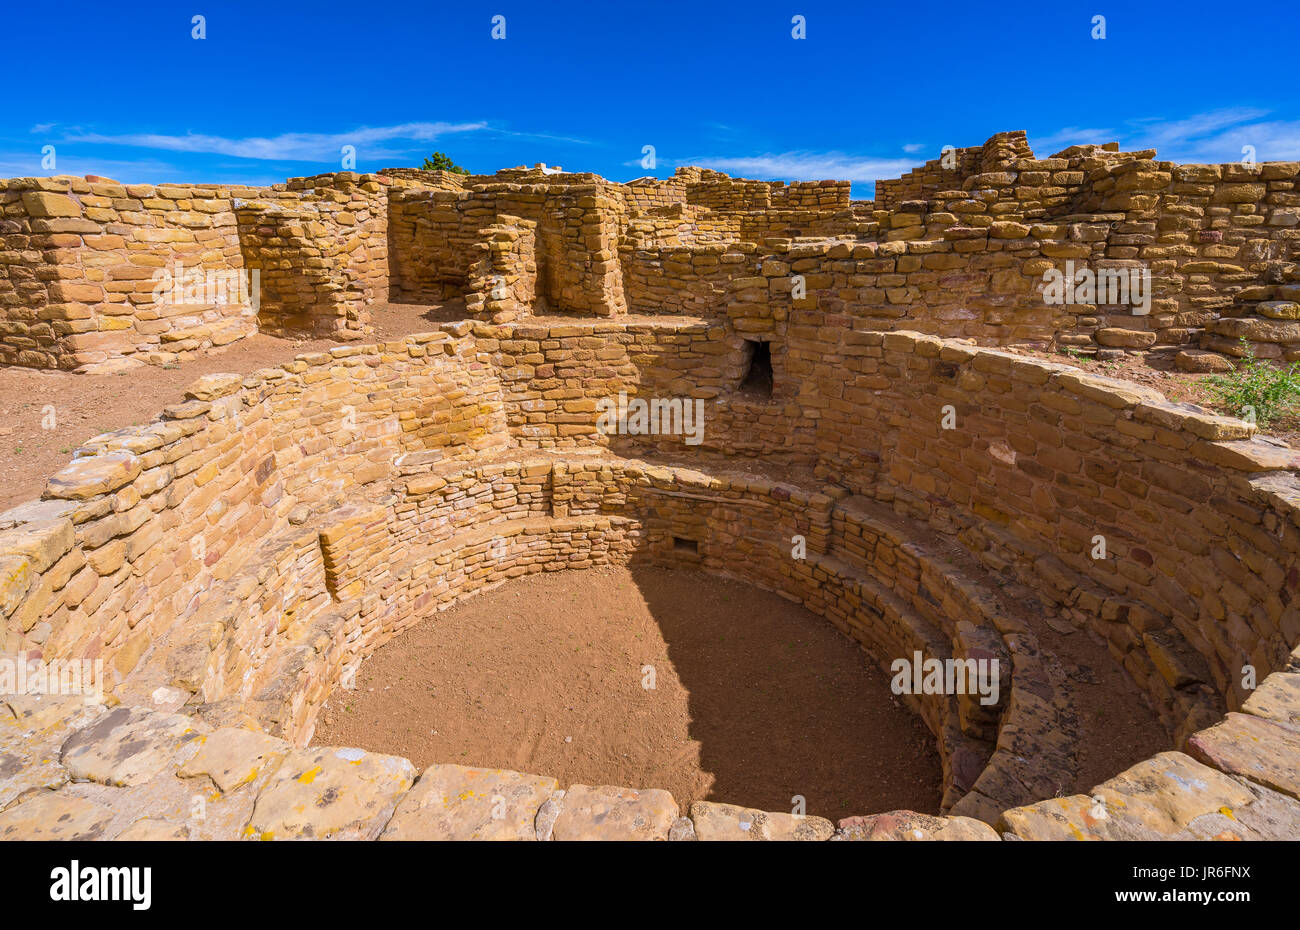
677,150,921,185
0,151,187,183
1029,107,1300,163
1027,126,1119,155
902,143,926,154
58,121,490,162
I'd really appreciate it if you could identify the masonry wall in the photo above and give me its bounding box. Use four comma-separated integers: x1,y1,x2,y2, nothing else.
3,319,1299,829
6,133,1297,372
0,332,505,687
0,172,399,370
815,331,1300,742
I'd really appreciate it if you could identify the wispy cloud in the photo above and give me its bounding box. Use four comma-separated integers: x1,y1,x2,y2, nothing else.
1030,107,1300,162
674,150,921,185
58,121,489,162
0,151,187,182
902,143,926,154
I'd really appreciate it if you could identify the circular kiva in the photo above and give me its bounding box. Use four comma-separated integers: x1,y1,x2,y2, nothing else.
2,322,1298,840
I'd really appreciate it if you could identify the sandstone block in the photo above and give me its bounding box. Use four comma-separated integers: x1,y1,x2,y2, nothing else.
45,452,142,500
838,810,999,840
245,746,416,840
1094,327,1156,348
381,764,558,840
549,784,677,840
690,800,834,840
0,792,113,840
1188,713,1300,801
61,705,207,787
21,191,81,218
177,727,289,793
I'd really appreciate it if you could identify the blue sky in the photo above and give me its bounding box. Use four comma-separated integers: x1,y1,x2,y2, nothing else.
7,0,1300,198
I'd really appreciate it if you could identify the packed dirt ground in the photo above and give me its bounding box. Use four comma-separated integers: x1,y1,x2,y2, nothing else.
311,562,1169,818
0,302,452,511
312,564,945,818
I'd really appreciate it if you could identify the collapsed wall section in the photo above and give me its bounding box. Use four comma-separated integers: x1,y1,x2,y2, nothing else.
0,172,397,370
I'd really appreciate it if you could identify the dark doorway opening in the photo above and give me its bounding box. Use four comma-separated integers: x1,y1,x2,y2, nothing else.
739,339,773,399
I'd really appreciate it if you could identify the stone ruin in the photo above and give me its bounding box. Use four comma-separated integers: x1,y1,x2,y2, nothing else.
0,131,1298,840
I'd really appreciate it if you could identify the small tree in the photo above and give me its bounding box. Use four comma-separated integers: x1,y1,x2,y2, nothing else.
420,152,470,174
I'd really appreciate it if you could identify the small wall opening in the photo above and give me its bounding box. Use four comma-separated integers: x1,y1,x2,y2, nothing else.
673,536,699,555
739,339,774,399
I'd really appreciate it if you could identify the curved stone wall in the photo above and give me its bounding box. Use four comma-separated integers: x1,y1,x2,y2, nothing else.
1,321,1298,839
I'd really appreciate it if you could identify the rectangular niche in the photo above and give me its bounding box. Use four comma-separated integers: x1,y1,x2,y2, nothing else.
738,339,774,399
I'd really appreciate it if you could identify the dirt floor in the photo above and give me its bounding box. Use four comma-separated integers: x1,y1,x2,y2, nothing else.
0,302,451,512
312,565,945,819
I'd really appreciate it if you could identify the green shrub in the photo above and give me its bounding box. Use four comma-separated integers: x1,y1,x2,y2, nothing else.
1205,338,1300,426
420,152,469,174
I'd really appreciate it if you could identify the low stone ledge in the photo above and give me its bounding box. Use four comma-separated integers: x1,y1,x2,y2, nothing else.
61,705,208,787
380,764,559,841
836,810,998,841
1241,670,1300,727
1186,712,1300,801
0,792,114,840
245,746,416,840
690,801,834,841
43,452,142,500
548,784,678,841
999,750,1300,840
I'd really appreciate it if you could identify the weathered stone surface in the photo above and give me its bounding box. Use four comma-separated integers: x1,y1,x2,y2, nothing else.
6,693,103,733
1001,752,1256,839
0,696,104,812
44,452,142,500
668,815,696,841
184,373,245,401
115,818,191,840
245,746,416,840
690,801,834,841
0,518,74,575
380,764,558,840
549,784,677,841
1053,371,1165,408
1242,672,1300,728
1174,349,1235,373
176,727,289,793
838,810,999,841
1179,782,1300,840
61,705,206,787
1095,327,1157,349
1210,316,1300,343
0,792,113,839
1257,300,1300,320
1187,713,1300,800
